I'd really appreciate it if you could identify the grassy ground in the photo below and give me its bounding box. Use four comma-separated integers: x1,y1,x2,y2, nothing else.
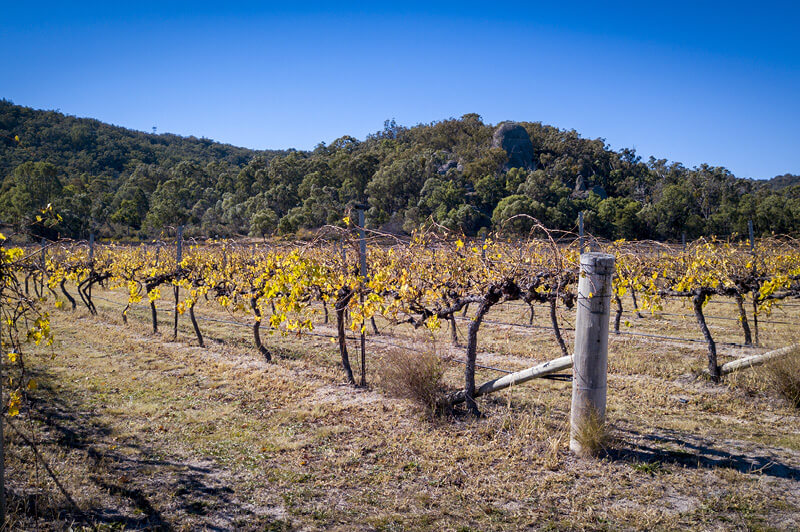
4,287,800,530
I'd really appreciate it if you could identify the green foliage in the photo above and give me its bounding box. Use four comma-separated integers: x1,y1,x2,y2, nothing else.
492,194,545,233
2,99,799,241
249,209,278,238
1,161,62,217
630,461,667,475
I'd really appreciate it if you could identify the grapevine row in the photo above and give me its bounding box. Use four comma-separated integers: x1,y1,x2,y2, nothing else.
8,230,800,414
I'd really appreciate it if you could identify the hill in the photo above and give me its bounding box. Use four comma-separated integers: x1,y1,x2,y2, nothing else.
1,100,799,240
765,173,800,191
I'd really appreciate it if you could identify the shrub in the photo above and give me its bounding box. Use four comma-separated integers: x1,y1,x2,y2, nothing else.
379,350,448,416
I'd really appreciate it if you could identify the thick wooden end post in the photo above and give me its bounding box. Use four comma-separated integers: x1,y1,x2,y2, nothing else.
570,252,615,455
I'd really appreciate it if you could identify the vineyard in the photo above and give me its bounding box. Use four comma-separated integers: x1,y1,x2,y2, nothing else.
2,226,800,529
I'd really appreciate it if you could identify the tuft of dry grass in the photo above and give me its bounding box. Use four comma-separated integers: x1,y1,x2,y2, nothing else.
729,347,800,409
378,349,449,415
765,348,800,408
571,405,614,457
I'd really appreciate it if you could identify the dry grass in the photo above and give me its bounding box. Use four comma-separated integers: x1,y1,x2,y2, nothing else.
378,349,449,416
729,346,800,411
4,286,800,530
570,404,614,457
765,348,800,408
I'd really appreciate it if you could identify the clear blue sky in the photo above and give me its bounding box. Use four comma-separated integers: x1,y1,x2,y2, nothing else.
1,1,798,179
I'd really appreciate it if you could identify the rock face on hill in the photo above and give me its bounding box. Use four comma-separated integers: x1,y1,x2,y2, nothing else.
572,174,607,199
492,122,535,171
437,159,460,175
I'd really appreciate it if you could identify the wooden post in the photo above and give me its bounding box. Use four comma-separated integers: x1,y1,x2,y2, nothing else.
570,252,615,455
357,209,367,282
357,207,367,386
88,233,95,303
40,237,46,295
152,241,160,334
173,225,183,339
748,220,758,345
176,226,183,264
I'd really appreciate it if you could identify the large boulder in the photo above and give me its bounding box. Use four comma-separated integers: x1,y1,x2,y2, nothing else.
572,174,607,199
437,159,460,175
492,122,535,171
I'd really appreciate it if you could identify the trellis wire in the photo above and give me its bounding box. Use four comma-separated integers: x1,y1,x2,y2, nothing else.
499,300,797,325
91,295,515,375
455,315,756,349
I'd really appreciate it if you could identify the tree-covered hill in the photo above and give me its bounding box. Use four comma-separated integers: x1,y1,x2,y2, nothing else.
2,99,798,241
765,173,800,191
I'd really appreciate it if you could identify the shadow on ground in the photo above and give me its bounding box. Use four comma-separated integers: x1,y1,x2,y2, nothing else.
5,366,285,531
610,426,800,480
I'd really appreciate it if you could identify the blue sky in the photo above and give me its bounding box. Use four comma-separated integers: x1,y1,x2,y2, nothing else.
1,1,798,179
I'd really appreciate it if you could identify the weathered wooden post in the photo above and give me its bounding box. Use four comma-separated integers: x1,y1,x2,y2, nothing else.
748,220,759,345
152,240,160,334
88,232,95,302
356,205,368,386
173,225,183,339
40,237,46,295
570,252,615,455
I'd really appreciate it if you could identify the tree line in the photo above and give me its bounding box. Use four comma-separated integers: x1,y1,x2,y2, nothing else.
1,99,799,241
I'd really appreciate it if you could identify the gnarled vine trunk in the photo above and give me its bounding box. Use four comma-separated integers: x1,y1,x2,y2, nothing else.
752,297,760,347
189,301,204,348
251,297,272,361
150,301,158,333
630,288,643,319
734,292,752,346
549,299,569,357
449,313,459,347
335,287,355,384
59,279,76,311
462,298,492,416
78,278,98,315
692,292,719,381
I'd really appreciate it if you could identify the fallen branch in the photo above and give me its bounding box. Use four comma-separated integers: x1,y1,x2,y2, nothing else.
711,344,799,376
449,355,573,405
